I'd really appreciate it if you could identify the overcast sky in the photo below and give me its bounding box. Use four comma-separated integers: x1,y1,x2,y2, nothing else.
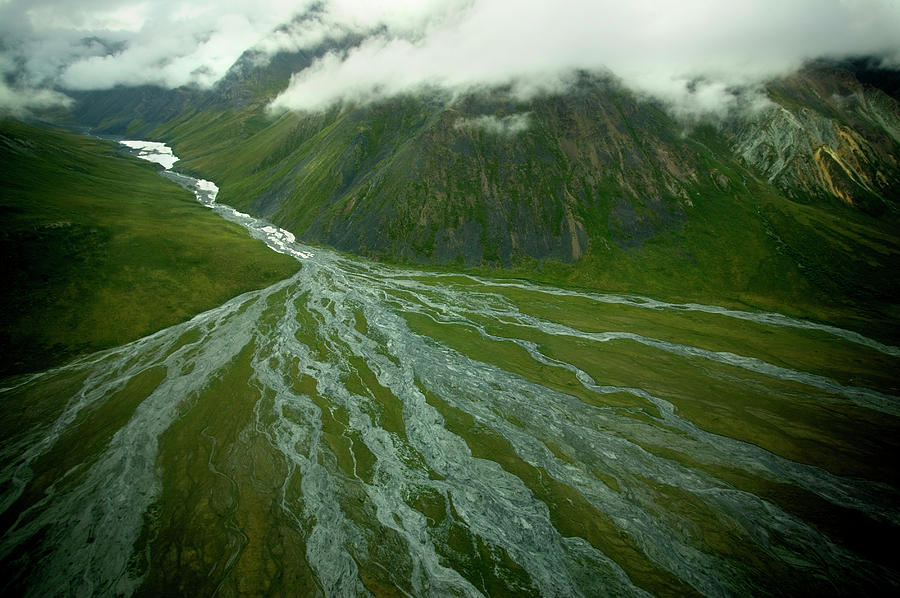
1,0,899,117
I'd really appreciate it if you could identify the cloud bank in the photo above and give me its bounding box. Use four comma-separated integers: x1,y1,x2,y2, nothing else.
455,112,532,136
269,0,900,115
0,0,313,114
1,0,899,117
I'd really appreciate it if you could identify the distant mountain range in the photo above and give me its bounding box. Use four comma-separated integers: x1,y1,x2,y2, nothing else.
40,46,900,335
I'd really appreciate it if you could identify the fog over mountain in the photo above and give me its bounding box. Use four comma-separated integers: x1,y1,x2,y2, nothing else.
1,0,899,117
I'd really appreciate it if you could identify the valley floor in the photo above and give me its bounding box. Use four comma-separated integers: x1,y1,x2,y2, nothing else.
2,223,897,597
1,130,898,597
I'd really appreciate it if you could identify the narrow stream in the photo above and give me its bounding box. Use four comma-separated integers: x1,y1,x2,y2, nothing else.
0,141,898,597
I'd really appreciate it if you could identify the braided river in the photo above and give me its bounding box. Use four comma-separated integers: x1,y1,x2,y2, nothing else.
1,143,898,596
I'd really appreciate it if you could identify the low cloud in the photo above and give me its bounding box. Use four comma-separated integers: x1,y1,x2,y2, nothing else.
0,0,313,109
455,112,531,136
0,81,72,117
1,0,899,118
269,0,900,116
0,52,70,116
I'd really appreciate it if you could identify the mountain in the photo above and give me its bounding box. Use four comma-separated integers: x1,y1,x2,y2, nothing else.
731,62,900,213
51,52,900,337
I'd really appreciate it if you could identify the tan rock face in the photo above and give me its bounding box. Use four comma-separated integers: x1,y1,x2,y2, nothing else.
732,67,900,212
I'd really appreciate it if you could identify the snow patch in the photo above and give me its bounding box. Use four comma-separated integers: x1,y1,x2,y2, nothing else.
120,140,179,169
193,179,219,203
260,225,313,259
124,138,313,261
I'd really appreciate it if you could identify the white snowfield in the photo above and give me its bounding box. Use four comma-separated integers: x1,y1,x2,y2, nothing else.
194,179,219,202
119,140,179,169
261,225,314,260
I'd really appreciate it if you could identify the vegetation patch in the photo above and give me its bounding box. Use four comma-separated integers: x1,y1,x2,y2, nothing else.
0,120,298,376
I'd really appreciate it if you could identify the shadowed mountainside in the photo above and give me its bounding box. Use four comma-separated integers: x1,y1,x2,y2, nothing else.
51,53,900,336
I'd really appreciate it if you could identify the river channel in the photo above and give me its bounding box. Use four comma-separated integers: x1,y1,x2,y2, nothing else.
1,141,898,597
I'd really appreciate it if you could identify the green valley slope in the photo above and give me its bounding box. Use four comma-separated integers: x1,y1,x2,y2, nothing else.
137,70,897,335
60,56,900,338
0,120,299,375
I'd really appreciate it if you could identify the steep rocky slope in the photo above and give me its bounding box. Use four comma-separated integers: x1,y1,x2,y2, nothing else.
50,56,900,333
155,76,710,267
731,64,900,214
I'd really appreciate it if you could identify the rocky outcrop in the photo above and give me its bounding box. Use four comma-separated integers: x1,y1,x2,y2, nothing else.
55,57,900,288
731,67,900,214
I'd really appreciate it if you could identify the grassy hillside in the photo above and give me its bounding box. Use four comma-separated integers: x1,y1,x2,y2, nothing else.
143,75,899,339
0,120,299,376
50,57,900,339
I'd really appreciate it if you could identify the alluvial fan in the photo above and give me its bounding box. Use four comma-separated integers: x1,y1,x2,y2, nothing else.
2,168,899,597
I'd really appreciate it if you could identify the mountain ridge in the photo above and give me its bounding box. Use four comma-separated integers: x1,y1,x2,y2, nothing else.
39,53,900,336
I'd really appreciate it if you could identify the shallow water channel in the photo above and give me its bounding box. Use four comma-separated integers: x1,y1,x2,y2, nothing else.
1,142,898,597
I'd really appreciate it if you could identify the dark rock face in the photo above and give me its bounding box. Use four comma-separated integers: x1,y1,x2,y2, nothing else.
58,59,900,278
233,78,707,267
609,195,685,250
67,86,199,136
